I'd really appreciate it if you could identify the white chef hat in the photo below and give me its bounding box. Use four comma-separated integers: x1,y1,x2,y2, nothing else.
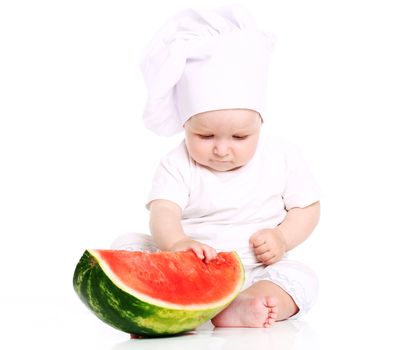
141,5,274,136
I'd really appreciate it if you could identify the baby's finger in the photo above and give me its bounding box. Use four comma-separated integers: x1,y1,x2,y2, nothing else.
203,246,217,262
256,250,274,263
253,243,269,255
191,246,205,260
249,233,266,248
262,248,284,265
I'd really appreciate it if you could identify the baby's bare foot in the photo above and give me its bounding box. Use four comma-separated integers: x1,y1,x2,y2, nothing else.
211,296,278,328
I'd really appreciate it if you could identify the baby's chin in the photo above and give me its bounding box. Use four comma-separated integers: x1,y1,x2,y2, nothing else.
205,160,244,172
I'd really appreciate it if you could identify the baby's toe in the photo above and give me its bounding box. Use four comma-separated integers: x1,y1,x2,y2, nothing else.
264,317,276,327
265,296,278,308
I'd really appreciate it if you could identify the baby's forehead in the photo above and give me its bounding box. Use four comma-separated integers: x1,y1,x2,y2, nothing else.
192,109,258,120
187,109,260,130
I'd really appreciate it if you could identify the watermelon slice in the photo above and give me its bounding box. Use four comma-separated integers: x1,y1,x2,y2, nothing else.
73,249,244,337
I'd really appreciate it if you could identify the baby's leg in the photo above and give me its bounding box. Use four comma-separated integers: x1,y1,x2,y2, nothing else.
211,281,297,328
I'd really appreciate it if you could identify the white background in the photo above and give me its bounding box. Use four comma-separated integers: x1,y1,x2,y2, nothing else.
1,0,410,349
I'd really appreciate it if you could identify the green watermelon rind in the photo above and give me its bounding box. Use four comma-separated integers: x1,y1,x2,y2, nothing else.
73,249,244,336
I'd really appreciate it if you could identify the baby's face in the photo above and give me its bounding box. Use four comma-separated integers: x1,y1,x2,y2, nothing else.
184,109,261,172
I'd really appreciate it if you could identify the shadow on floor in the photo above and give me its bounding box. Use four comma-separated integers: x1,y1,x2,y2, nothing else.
111,320,319,350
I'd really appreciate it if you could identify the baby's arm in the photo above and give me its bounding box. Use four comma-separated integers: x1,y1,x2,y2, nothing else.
250,201,320,265
276,201,320,250
149,199,217,262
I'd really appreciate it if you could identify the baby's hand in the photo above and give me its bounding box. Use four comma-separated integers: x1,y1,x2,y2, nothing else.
249,228,287,265
170,238,217,263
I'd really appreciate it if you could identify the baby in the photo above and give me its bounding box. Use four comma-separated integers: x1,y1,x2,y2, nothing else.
113,6,321,328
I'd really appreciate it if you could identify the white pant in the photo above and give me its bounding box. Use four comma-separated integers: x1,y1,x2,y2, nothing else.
111,233,318,318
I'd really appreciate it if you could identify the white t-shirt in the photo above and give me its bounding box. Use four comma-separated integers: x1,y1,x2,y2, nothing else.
147,133,321,265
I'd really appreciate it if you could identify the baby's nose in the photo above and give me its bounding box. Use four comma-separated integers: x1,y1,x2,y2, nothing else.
213,142,230,157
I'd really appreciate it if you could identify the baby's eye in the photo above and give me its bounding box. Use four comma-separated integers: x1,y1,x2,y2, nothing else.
232,135,248,140
197,134,214,139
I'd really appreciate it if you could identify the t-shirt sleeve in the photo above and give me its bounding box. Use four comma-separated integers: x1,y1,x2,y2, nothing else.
146,144,190,210
282,144,321,210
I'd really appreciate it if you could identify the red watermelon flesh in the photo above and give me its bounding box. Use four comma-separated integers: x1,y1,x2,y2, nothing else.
96,250,242,306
